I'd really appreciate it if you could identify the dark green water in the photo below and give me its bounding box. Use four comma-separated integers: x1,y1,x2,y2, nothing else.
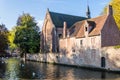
0,58,120,80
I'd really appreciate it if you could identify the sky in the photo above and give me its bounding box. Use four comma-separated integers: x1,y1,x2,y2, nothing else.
0,0,110,30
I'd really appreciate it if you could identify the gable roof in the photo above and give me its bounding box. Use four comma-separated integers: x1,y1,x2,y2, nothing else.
69,20,85,37
69,15,108,38
49,11,87,28
88,15,108,36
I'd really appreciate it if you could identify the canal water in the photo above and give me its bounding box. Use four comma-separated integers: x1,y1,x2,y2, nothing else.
0,58,120,80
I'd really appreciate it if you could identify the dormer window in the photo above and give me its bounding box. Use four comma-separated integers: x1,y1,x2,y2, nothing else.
85,26,88,31
89,26,93,32
87,21,96,33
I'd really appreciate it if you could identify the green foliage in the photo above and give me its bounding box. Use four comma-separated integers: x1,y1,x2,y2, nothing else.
14,13,40,54
114,45,120,49
17,13,36,27
102,0,120,29
0,24,9,54
8,27,17,52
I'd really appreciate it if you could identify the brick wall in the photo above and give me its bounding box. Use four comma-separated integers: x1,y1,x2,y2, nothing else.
101,47,120,70
41,12,55,52
101,15,120,47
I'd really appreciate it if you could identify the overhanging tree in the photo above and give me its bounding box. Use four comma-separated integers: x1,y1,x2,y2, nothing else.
8,27,17,52
0,24,9,56
14,13,40,57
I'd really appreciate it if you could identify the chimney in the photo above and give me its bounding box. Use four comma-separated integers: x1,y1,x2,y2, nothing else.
107,5,113,15
67,30,70,37
63,21,67,38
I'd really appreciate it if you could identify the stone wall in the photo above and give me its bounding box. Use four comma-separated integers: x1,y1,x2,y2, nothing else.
101,47,120,71
26,47,120,71
59,35,102,67
59,37,75,54
26,52,101,68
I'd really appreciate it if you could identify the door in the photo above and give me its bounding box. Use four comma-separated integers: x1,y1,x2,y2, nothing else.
101,57,106,67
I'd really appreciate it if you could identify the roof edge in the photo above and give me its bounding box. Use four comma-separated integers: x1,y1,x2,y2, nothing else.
49,11,87,19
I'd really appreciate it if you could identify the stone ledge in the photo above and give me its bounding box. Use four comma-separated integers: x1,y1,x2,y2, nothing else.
26,58,120,74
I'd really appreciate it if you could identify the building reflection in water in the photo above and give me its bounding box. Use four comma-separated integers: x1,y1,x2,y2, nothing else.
0,58,120,80
0,60,6,78
101,71,106,79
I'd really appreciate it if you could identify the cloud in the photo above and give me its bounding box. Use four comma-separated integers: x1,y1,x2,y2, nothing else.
37,20,43,31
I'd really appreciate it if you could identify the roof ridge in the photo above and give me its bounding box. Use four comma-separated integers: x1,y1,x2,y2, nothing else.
87,14,108,21
49,11,86,18
48,11,87,28
69,14,108,37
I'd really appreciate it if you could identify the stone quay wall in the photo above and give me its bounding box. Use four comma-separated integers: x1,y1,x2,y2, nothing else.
26,47,120,71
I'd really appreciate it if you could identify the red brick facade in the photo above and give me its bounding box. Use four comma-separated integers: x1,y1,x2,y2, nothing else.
101,15,120,47
41,9,86,52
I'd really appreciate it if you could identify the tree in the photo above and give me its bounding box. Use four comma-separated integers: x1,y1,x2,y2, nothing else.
8,27,17,52
102,0,120,29
0,24,9,56
14,13,40,56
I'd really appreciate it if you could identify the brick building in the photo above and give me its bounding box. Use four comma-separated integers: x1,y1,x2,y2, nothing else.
41,9,87,52
60,5,120,53
38,5,120,70
41,5,120,53
58,5,120,69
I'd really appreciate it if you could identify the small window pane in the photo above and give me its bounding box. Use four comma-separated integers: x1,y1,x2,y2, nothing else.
85,27,87,31
80,40,83,45
58,34,62,38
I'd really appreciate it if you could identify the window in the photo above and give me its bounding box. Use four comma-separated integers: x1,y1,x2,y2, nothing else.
87,21,96,33
85,27,87,31
91,38,95,48
80,40,83,45
89,26,92,32
58,34,62,38
72,49,75,52
91,38,95,44
91,49,96,60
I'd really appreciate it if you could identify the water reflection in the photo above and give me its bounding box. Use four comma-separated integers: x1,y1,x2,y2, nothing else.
101,72,106,79
0,58,120,80
0,60,6,78
4,58,20,80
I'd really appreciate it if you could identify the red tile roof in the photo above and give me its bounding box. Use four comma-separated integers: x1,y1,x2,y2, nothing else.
88,15,108,36
69,20,85,37
69,15,108,38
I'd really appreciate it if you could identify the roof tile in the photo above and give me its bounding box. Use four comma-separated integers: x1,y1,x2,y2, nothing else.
49,11,87,28
69,15,108,37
